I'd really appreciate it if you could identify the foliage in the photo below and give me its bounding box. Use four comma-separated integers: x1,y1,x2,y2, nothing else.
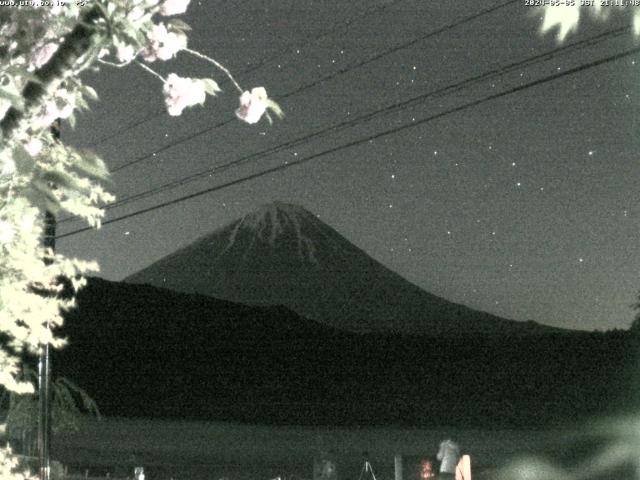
0,366,100,456
539,4,640,42
0,1,281,478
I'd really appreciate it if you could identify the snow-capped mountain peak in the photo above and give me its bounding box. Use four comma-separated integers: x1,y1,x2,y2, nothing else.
125,201,564,336
220,201,320,264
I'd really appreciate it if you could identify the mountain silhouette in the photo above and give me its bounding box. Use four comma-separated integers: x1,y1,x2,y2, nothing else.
125,201,563,336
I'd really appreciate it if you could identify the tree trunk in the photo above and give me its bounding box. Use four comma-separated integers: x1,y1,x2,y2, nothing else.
0,6,104,141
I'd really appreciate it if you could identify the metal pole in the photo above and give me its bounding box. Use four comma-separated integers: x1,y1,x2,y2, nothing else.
37,329,51,480
38,120,59,480
394,454,403,480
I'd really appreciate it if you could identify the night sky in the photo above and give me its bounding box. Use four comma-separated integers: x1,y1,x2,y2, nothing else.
58,1,640,332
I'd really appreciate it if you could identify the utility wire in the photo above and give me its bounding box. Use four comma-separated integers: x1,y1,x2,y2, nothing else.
56,24,629,223
279,0,519,99
86,0,406,149
56,43,640,240
106,0,519,174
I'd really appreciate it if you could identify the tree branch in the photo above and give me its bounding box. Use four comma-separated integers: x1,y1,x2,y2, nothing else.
0,6,106,140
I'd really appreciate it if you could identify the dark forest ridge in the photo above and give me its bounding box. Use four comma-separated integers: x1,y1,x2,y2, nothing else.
58,278,633,426
125,201,567,337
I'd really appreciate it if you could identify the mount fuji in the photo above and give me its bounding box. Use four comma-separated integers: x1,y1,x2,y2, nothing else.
125,201,562,336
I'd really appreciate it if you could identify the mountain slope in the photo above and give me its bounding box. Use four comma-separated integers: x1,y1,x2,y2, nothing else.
125,201,563,336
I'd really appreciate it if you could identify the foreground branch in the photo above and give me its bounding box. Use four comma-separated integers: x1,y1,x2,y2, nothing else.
0,6,105,141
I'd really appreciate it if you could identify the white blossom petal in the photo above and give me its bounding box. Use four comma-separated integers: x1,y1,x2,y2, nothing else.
160,0,191,16
116,44,137,63
162,73,206,116
235,87,269,124
540,5,580,42
142,23,187,62
24,139,43,157
31,42,58,69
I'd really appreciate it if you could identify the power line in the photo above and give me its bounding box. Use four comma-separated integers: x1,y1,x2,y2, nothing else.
56,43,640,240
86,0,405,149
87,108,165,149
106,0,519,174
280,0,519,99
56,24,629,222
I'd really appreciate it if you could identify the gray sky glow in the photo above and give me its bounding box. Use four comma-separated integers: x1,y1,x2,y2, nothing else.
59,1,640,331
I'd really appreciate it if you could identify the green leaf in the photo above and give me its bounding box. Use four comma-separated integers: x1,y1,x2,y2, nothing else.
82,85,98,101
0,84,24,110
167,18,192,32
67,113,77,129
39,170,77,191
202,78,221,96
14,144,36,175
266,98,284,119
74,150,110,180
26,181,61,213
75,95,89,111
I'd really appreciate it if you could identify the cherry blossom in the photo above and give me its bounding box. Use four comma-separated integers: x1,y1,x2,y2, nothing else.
142,23,187,62
0,221,13,245
634,10,640,36
162,74,206,116
540,5,580,42
31,42,58,69
24,138,43,157
35,89,75,128
116,44,137,63
236,87,269,124
160,0,191,16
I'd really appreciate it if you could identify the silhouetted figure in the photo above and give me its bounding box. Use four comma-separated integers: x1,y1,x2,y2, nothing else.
436,440,460,479
314,449,337,480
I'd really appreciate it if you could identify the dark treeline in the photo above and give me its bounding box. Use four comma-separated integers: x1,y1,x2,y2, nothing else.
55,278,639,428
